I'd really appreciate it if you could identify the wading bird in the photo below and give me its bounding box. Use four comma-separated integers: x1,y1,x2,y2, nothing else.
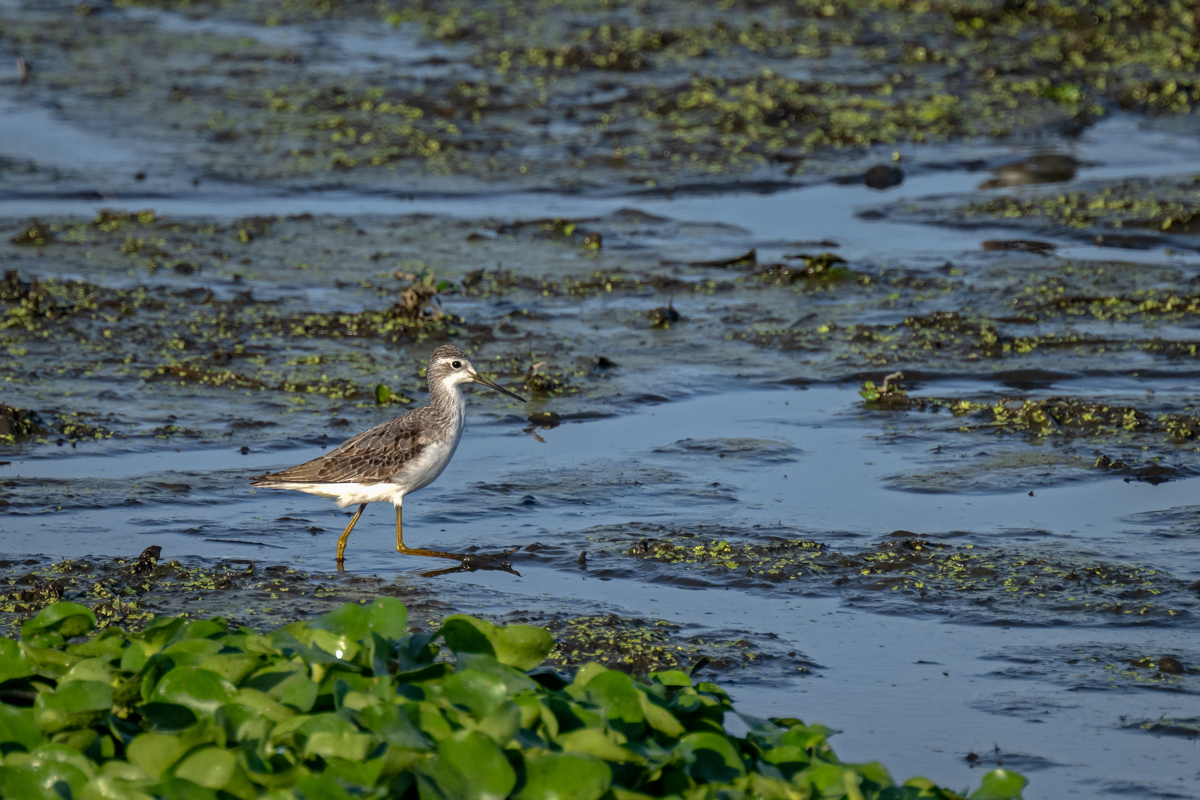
251,345,525,569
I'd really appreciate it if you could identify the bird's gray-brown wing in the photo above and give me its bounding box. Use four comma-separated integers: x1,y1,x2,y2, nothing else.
251,408,432,485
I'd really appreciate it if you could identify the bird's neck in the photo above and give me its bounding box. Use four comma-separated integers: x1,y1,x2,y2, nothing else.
430,379,466,429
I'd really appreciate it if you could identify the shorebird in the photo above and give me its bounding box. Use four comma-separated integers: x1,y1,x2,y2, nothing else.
250,345,525,569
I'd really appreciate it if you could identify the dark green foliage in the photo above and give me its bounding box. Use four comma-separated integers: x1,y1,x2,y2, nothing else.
0,600,1026,799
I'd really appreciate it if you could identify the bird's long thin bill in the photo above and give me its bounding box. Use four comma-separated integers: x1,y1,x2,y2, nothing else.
474,374,527,402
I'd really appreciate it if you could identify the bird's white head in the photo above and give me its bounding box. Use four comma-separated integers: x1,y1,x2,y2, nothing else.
427,345,526,402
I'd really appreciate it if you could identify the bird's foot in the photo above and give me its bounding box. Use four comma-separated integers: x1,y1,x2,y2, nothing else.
419,545,522,578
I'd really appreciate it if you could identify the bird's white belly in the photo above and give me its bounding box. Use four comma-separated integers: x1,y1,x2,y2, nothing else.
397,437,458,496
266,481,400,507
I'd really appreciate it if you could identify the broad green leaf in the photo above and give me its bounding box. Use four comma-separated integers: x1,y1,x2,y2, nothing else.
0,638,33,684
172,746,236,789
126,731,199,780
0,703,42,752
678,731,745,783
148,667,238,716
196,653,260,685
572,663,607,687
440,615,553,671
0,757,91,800
247,667,318,712
441,669,511,718
304,730,378,761
356,703,432,750
848,761,893,788
25,744,97,780
970,769,1028,800
65,631,126,660
475,701,521,747
793,764,862,794
79,774,157,800
516,752,611,800
584,671,645,737
145,776,220,800
555,729,644,764
292,772,354,800
21,602,96,641
130,618,187,657
649,670,692,687
232,688,295,722
638,691,684,738
34,680,113,735
366,598,408,641
161,640,223,666
61,657,115,685
425,730,516,800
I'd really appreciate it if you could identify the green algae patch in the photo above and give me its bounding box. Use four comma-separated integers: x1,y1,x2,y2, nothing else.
0,599,1022,800
512,612,815,679
865,390,1200,445
19,0,1200,189
556,527,1198,625
0,550,438,642
962,177,1200,233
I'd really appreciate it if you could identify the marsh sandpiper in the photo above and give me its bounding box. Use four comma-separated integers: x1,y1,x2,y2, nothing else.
250,345,526,570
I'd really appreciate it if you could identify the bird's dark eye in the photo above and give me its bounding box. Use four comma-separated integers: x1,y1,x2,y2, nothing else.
452,360,462,369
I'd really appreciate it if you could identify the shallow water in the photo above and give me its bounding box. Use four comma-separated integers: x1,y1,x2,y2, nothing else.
4,3,1200,797
6,387,1200,796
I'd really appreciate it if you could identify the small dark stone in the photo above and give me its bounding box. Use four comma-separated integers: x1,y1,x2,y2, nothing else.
519,495,538,506
576,551,587,566
134,172,146,181
864,164,904,190
1158,656,1186,674
648,302,681,328
240,445,250,454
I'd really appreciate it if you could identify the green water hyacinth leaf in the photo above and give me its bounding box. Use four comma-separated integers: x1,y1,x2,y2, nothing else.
172,746,237,789
0,757,91,800
516,752,611,800
34,680,113,734
0,704,42,752
440,615,553,671
148,666,239,716
126,732,194,780
20,602,96,641
971,768,1029,800
425,730,517,800
0,638,33,685
678,731,746,783
0,600,1026,800
583,671,645,737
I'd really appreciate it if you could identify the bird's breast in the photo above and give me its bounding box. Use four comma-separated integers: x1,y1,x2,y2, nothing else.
396,434,459,494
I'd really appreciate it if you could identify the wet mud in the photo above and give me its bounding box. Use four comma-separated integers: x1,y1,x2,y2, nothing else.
512,523,1200,626
6,0,1200,797
0,546,803,685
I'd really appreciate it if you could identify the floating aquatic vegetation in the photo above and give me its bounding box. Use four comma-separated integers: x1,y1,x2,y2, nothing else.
0,598,1024,800
506,611,814,679
861,388,1200,445
558,527,1198,625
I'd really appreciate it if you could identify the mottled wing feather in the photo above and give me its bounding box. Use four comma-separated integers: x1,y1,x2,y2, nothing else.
252,408,431,485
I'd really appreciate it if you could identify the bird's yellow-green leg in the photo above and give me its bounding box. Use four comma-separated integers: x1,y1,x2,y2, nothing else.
336,503,367,564
395,505,476,561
